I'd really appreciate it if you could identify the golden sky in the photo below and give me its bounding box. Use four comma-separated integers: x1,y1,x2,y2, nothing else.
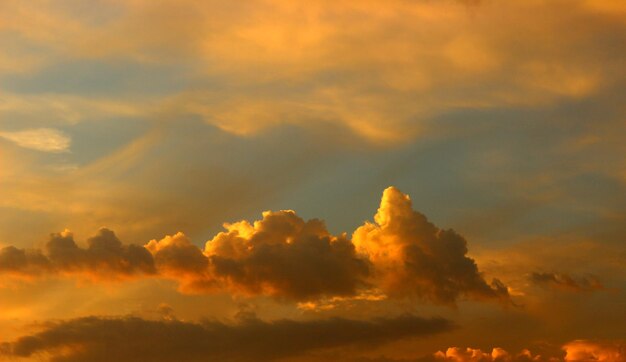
0,1,625,361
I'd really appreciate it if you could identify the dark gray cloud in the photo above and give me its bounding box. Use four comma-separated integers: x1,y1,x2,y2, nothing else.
0,314,453,362
0,228,155,279
529,272,603,292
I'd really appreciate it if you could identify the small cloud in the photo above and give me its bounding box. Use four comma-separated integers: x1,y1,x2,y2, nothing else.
432,346,541,361
563,340,624,362
529,272,604,292
0,128,71,152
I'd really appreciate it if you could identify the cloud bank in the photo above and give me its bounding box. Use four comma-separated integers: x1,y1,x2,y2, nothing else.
0,228,155,279
0,187,508,304
0,314,453,362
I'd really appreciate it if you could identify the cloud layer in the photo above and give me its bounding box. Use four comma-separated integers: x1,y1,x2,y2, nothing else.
0,187,508,304
0,314,453,362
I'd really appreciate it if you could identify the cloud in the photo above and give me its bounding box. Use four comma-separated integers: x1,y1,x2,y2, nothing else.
144,210,371,299
529,272,604,292
420,341,625,361
352,340,625,362
431,347,542,361
0,228,155,280
144,231,211,287
2,1,625,143
146,187,508,304
0,314,453,362
353,187,510,305
562,340,624,362
0,128,70,152
0,187,510,304
202,210,371,299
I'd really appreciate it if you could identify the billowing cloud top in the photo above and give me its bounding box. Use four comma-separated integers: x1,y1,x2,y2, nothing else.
0,187,509,304
354,187,509,304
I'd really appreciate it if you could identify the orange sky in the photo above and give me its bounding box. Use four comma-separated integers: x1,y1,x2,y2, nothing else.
0,1,625,361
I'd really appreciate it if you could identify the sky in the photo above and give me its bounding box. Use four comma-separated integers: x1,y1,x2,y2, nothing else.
0,0,625,361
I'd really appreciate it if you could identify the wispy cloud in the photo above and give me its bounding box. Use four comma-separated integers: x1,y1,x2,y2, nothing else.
0,128,70,152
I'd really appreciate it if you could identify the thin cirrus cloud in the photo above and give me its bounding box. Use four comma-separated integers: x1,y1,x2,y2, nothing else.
0,314,453,362
0,128,71,153
0,187,510,305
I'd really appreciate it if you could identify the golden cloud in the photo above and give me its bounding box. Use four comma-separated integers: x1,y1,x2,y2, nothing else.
1,1,624,142
425,340,624,361
562,340,624,362
353,187,510,305
0,187,508,304
432,347,541,361
0,128,71,153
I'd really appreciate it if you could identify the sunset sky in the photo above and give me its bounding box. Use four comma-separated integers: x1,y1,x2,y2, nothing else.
0,1,625,361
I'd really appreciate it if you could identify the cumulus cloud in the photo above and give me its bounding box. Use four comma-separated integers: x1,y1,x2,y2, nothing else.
0,314,453,362
430,347,542,361
347,341,626,362
0,228,155,279
529,272,604,292
203,211,371,299
562,340,624,362
0,128,71,152
421,340,625,362
145,232,214,291
0,187,508,304
353,187,510,305
143,210,371,299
